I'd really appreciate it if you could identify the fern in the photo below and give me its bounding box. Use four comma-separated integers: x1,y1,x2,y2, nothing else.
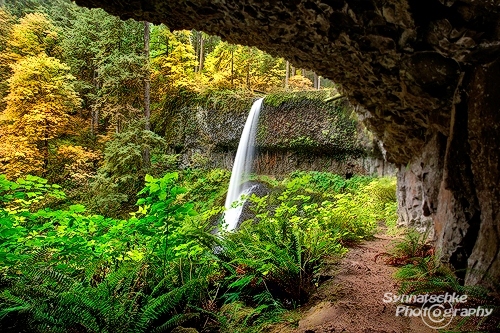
0,258,204,333
152,313,199,333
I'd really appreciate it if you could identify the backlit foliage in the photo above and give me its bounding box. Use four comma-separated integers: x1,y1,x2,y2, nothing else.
0,171,398,332
1,53,80,176
151,28,198,94
203,41,285,91
51,145,102,186
0,9,14,111
288,74,315,91
8,12,61,59
0,127,43,179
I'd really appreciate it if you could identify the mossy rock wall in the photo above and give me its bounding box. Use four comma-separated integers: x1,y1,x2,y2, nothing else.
152,90,395,176
259,91,365,158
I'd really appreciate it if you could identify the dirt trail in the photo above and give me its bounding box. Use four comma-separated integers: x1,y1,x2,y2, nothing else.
273,233,437,333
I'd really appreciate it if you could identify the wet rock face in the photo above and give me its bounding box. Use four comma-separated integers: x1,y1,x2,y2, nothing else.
235,181,272,230
74,0,500,285
396,133,445,242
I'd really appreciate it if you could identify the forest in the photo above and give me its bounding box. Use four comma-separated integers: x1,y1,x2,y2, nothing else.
0,0,498,332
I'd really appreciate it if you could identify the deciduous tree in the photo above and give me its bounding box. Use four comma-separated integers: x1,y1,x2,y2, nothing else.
2,53,80,174
0,9,14,111
8,12,61,59
151,28,197,95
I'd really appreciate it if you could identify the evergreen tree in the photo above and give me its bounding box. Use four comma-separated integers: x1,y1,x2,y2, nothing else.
88,122,165,217
61,7,145,134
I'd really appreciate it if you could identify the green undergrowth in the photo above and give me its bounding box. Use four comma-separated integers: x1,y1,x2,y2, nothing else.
386,230,500,332
0,170,397,333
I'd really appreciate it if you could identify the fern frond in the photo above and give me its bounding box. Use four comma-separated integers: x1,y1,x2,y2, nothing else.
151,313,199,333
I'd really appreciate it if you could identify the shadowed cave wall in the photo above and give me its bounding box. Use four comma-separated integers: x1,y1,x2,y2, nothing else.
74,0,500,287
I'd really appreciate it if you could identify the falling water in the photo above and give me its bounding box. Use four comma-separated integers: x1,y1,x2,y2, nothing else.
223,98,264,231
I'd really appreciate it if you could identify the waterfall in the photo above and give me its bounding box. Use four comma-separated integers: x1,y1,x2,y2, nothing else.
223,98,264,231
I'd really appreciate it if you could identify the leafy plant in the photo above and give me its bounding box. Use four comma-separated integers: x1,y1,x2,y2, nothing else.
1,51,80,178
290,171,347,193
213,177,347,308
0,257,203,333
0,174,65,209
0,171,400,333
379,228,434,267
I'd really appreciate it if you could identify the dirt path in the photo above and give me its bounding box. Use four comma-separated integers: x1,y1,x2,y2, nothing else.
272,233,437,333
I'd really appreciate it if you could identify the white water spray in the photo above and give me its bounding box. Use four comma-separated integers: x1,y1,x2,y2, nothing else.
224,98,264,231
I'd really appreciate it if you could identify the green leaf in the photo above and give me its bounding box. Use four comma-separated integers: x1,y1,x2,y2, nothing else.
69,204,86,213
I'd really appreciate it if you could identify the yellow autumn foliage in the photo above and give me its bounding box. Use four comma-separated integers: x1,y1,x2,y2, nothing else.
1,53,80,177
151,29,198,96
4,54,80,142
288,75,315,91
8,12,61,59
203,42,285,92
0,10,14,110
50,145,102,185
0,125,44,179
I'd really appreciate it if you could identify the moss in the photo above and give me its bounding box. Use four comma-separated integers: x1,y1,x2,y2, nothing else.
152,88,371,162
259,90,366,160
152,88,260,147
195,89,258,114
263,90,333,107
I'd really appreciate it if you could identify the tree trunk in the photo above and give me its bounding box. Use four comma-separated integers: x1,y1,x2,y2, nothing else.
246,50,250,90
165,33,169,57
91,69,99,136
115,117,121,134
91,108,99,135
313,72,318,89
231,49,234,88
143,21,151,167
285,60,290,90
291,65,296,77
194,31,199,72
144,21,151,132
43,124,49,175
199,33,204,72
90,110,94,136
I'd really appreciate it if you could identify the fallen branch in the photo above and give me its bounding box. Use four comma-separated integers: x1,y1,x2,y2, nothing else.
324,94,344,102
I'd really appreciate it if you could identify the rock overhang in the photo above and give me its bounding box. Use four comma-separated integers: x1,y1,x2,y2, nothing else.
74,0,500,165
